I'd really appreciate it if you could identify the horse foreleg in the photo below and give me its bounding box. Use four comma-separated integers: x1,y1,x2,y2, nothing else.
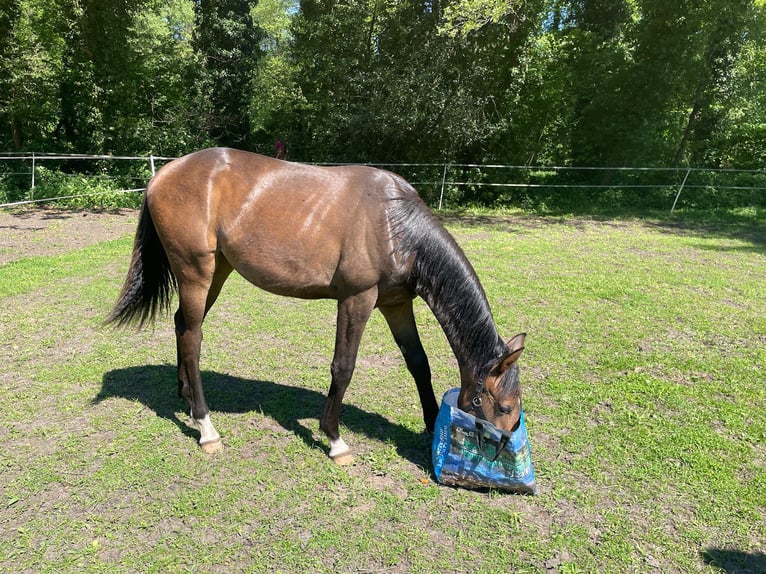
320,288,377,465
379,301,438,432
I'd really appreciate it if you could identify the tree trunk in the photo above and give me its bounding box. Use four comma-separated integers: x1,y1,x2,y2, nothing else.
673,97,704,167
11,118,22,150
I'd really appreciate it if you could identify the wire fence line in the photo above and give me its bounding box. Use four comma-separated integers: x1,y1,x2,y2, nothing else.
1,153,765,212
0,189,147,208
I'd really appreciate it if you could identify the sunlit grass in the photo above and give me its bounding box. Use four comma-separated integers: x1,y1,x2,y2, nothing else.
1,210,764,573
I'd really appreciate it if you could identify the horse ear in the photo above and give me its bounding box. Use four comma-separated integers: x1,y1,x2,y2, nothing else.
507,333,526,353
496,333,526,374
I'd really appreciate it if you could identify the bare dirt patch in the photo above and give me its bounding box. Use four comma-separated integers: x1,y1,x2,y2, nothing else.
0,207,139,265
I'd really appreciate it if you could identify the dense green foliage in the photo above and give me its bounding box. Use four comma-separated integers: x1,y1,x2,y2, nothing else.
1,0,765,206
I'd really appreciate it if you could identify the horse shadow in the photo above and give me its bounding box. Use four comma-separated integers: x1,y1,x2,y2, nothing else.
701,548,766,574
95,365,432,469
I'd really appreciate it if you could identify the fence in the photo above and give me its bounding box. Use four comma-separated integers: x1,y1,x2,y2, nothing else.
0,153,175,208
1,153,765,213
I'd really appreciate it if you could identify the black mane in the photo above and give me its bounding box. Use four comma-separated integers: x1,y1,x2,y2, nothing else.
386,188,507,374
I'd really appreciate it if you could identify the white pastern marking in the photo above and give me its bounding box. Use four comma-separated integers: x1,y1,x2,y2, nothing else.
329,437,350,459
194,413,220,445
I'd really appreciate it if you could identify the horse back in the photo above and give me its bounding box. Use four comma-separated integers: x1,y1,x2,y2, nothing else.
146,148,417,301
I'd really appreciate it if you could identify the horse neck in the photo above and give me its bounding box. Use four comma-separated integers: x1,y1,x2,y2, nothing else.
411,229,505,379
385,191,505,379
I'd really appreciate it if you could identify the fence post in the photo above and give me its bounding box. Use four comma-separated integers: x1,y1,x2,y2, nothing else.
30,152,36,200
438,163,448,210
670,168,692,215
149,155,156,177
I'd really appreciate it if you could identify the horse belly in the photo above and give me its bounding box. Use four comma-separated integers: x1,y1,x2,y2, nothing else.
221,235,338,299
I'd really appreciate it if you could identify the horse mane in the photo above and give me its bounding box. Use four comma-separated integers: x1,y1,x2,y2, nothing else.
385,179,507,373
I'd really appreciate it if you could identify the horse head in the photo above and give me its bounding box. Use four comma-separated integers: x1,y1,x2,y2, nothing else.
460,333,526,432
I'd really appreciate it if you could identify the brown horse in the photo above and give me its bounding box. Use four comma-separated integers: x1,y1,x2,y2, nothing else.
107,148,526,464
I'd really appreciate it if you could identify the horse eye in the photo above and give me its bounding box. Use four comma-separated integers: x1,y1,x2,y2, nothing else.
497,404,512,415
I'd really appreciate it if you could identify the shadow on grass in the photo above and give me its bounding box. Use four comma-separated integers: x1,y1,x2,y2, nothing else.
701,548,766,574
438,207,766,253
96,365,432,468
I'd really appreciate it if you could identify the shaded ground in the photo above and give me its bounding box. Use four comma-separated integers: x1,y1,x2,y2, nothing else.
0,207,139,265
439,209,766,253
3,207,763,264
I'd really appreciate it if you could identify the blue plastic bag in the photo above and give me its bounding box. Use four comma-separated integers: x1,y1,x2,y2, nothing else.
432,388,537,494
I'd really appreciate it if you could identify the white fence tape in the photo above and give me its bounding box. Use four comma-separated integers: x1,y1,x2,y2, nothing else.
1,153,764,212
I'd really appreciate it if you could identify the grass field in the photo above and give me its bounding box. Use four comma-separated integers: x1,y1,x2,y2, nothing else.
1,208,764,573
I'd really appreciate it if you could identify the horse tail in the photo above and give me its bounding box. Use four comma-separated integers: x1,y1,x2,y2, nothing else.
106,197,176,327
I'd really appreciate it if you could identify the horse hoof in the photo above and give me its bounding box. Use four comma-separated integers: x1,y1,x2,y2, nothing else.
332,452,355,466
200,438,223,454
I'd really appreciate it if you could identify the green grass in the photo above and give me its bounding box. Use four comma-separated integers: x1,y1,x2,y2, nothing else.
0,210,764,573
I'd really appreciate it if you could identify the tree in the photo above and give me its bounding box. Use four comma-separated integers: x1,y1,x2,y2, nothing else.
0,0,66,150
697,5,766,168
0,0,24,149
124,0,210,155
249,0,305,156
290,0,547,163
192,0,264,148
2,0,765,183
672,0,761,166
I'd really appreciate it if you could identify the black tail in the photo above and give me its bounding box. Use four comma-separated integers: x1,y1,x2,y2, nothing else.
106,198,176,327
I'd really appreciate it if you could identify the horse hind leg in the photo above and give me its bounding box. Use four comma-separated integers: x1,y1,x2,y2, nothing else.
320,288,378,465
175,254,233,453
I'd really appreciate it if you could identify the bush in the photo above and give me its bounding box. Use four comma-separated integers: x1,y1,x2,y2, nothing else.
2,167,144,209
